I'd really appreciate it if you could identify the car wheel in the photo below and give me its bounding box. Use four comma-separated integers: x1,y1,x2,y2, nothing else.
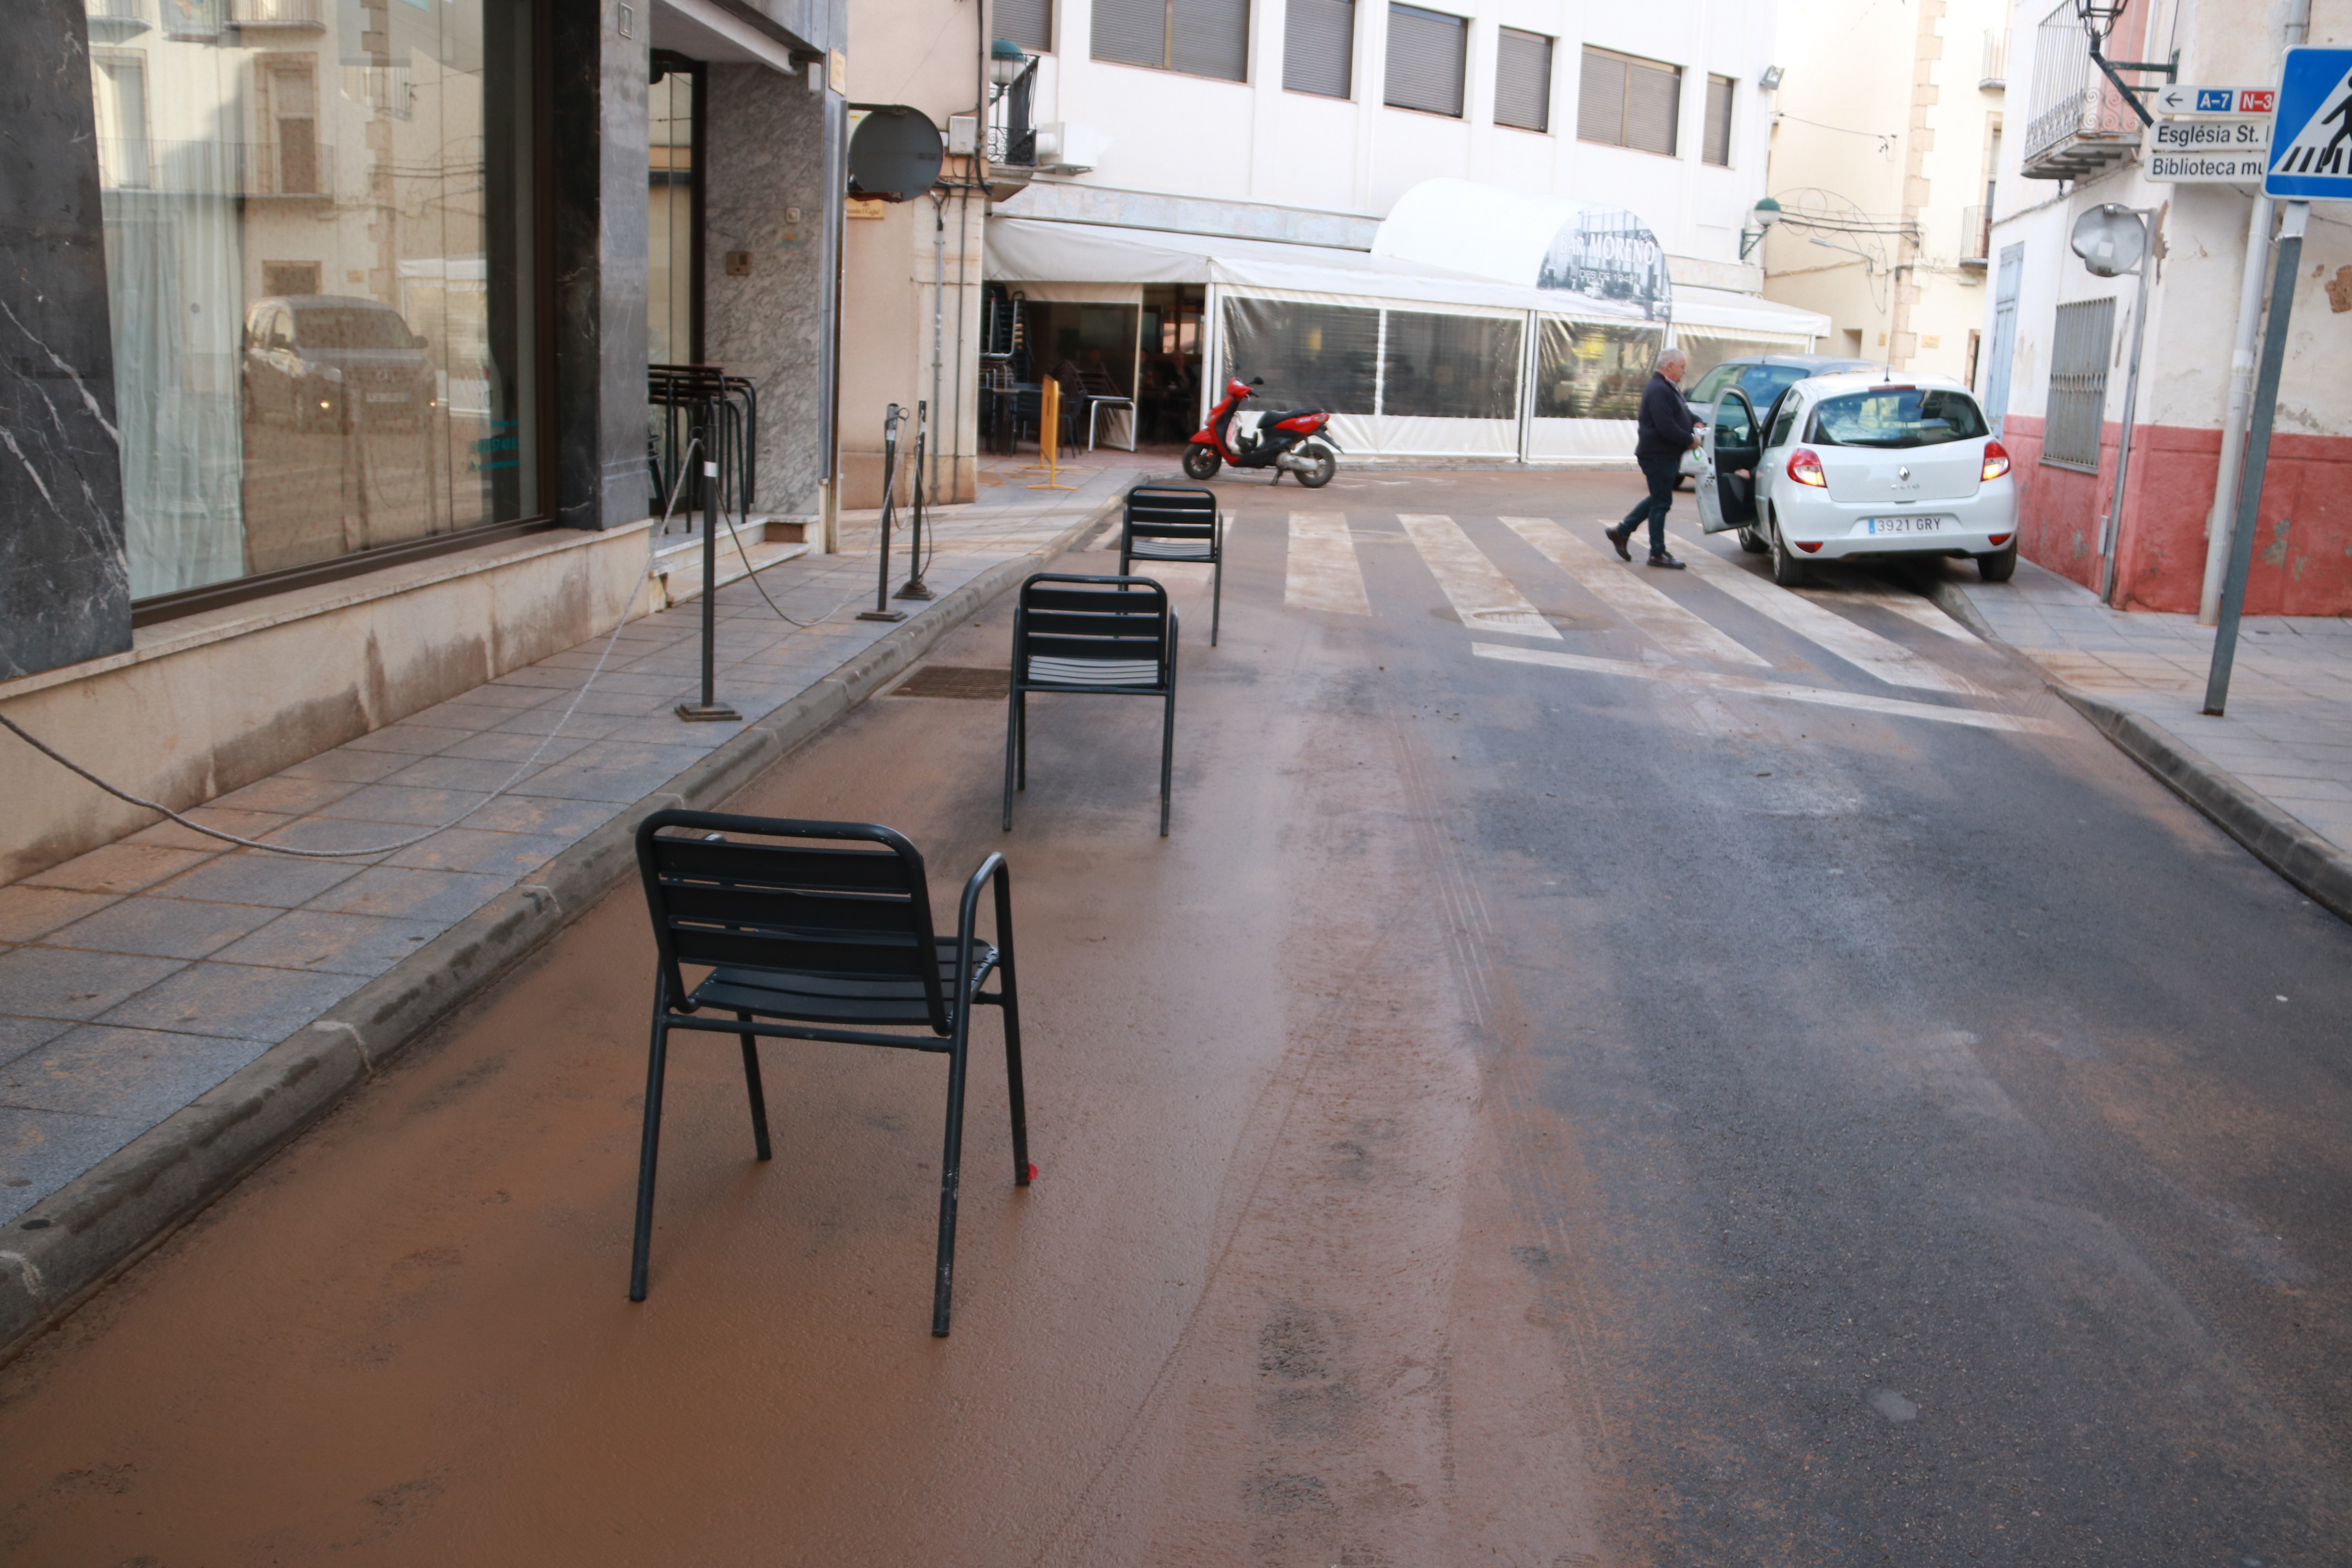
1181,444,1221,481
1977,542,2018,583
1770,515,1810,587
1736,525,1769,555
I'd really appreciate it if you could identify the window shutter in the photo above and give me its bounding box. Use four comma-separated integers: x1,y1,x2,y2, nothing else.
998,0,1053,53
1495,27,1550,130
1284,0,1353,97
1172,0,1249,79
1623,57,1680,154
1093,0,1167,68
1703,73,1732,164
1384,3,1464,117
1576,47,1625,143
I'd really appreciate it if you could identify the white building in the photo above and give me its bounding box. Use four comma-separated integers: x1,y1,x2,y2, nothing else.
967,0,1824,461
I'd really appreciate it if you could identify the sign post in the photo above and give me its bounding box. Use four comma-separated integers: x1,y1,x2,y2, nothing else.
2204,47,2352,715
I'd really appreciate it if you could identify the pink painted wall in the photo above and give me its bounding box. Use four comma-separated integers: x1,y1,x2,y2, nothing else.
2000,415,2352,617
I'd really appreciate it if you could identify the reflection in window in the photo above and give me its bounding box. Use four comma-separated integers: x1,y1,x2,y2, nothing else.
1381,312,1519,421
89,0,538,600
648,60,697,368
1534,319,1663,420
1219,298,1380,414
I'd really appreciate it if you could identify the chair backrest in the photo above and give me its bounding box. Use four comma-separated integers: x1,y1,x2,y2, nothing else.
635,809,948,1032
1011,573,1173,689
1123,485,1218,553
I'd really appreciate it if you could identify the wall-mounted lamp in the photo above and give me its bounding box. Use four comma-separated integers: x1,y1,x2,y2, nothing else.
990,39,1032,98
1738,196,1783,260
1757,64,1784,90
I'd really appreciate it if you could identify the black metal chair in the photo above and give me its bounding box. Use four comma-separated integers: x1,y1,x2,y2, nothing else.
1004,573,1180,836
629,808,1029,1336
1118,484,1225,646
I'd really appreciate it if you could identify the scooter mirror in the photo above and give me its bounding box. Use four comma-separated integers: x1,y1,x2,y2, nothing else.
1249,377,1264,386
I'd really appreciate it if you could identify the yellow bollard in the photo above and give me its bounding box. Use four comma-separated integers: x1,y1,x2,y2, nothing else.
1027,377,1076,491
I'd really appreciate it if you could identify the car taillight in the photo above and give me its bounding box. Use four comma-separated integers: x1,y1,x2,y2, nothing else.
1787,448,1827,487
1989,533,2012,547
1796,541,1822,553
1981,440,2011,481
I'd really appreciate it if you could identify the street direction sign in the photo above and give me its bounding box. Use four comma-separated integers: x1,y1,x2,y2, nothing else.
2150,118,2271,151
2148,116,2271,181
2150,85,2276,115
2149,149,2271,182
2266,47,2352,198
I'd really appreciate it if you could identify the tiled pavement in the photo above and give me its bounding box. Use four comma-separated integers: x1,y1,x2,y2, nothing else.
1945,557,2352,857
0,457,1151,1222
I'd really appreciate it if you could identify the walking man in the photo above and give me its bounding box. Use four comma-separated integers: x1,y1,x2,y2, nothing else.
1606,349,1702,569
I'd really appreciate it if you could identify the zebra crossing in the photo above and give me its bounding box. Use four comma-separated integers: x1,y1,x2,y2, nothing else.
1263,510,2056,735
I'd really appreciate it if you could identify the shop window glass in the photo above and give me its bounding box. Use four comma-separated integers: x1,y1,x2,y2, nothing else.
1382,311,1520,420
1534,319,1663,420
89,0,540,601
1219,298,1380,414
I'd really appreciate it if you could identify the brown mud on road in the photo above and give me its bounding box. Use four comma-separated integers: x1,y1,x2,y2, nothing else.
0,532,1622,1566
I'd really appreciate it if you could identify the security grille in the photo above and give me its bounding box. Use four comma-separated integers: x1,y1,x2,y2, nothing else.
1094,0,1249,79
998,0,1052,52
1385,4,1465,117
1702,73,1732,164
2041,297,2114,472
1495,28,1551,131
1578,46,1680,155
1283,0,1352,97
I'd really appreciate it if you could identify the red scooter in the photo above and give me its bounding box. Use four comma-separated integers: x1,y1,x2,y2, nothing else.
1183,376,1339,487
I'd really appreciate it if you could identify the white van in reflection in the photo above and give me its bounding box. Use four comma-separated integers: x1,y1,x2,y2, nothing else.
242,296,437,433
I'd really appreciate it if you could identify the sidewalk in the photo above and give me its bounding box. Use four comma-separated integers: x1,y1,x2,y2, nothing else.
1934,558,2352,922
0,455,1152,1346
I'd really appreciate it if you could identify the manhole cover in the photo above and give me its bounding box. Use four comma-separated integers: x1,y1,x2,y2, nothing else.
891,665,1009,699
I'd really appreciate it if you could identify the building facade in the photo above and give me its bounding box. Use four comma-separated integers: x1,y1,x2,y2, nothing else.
2,0,845,882
1758,0,2012,383
1976,0,2350,617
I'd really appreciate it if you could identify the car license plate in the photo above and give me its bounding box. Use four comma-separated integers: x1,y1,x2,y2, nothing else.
1863,514,1946,535
367,391,409,403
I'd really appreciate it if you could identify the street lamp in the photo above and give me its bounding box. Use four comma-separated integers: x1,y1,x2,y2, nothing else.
989,39,1031,99
1739,197,1782,260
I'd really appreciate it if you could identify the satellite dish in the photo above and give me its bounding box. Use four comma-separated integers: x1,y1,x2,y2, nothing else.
848,108,943,203
2070,203,2146,278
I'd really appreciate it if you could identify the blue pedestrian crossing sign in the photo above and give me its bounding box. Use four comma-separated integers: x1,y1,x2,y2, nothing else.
2267,47,2352,198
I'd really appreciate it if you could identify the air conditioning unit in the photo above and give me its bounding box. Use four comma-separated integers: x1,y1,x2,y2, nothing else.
1034,122,1109,174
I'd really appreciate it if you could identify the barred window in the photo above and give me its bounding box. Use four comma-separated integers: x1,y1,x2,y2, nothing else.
1385,4,1466,117
998,0,1053,53
1284,0,1352,97
1578,46,1680,155
1495,28,1551,132
1702,72,1733,164
1094,0,1250,80
2041,297,2115,471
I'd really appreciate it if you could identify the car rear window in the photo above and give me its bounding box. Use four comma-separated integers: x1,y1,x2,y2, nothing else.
292,307,417,351
1805,387,1987,448
1738,366,1807,404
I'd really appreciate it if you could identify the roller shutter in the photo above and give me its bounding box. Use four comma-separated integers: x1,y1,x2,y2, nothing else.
1284,0,1353,97
1385,3,1464,117
1495,27,1550,131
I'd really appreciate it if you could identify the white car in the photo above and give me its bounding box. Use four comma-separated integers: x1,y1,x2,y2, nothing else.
1691,370,2018,587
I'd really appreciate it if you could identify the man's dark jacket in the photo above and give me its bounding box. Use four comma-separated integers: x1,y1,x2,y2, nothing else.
1634,372,1698,465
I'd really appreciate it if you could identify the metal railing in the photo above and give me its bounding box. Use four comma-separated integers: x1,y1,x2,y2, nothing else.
231,0,324,25
985,58,1038,168
84,0,149,37
1981,30,2007,88
1959,204,1991,264
2023,7,2139,168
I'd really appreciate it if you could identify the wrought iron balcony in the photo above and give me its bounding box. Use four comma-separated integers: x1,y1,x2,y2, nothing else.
2021,12,2139,179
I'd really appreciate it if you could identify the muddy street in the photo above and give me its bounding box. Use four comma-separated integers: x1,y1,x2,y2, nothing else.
3,470,2348,1566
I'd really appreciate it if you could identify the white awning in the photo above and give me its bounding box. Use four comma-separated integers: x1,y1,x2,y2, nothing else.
1670,286,1832,344
986,218,1657,322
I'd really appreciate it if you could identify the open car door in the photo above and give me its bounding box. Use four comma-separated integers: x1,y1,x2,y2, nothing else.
1696,387,1762,535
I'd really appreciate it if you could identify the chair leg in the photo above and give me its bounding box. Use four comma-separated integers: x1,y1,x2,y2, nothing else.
932,1014,973,1337
629,1001,673,1302
1210,551,1223,647
1003,687,1019,831
1159,687,1175,836
993,880,1031,1186
1016,690,1028,789
738,1012,772,1161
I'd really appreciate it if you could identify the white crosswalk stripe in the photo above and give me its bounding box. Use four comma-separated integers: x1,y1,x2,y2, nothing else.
1474,644,2055,733
1800,580,1981,644
1397,514,1560,640
1284,511,1372,616
1499,516,1770,668
1665,532,1986,696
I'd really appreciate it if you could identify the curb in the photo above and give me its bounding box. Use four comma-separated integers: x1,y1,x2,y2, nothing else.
1926,576,2352,927
0,501,1118,1359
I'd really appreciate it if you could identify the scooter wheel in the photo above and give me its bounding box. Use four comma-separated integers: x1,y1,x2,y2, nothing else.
1181,445,1222,481
1294,444,1337,489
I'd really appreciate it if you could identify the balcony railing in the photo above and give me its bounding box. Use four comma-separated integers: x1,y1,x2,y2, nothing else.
84,0,150,41
984,57,1038,173
1958,204,1991,265
1981,30,2007,89
2021,9,2140,179
230,0,323,27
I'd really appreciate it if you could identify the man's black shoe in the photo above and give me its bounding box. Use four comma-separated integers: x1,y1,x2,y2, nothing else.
1647,553,1687,570
1605,525,1632,562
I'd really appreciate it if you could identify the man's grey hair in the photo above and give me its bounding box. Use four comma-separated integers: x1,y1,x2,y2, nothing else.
1657,349,1688,367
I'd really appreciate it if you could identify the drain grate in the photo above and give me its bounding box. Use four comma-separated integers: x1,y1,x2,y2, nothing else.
892,665,1011,699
